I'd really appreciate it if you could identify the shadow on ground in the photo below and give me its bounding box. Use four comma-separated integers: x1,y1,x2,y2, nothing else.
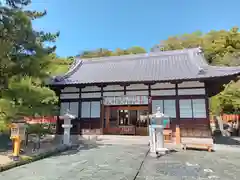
212,130,240,146
53,139,111,157
213,136,240,146
156,149,178,158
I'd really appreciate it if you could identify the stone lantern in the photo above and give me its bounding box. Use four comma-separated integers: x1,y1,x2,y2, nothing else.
10,119,26,161
149,107,169,155
59,110,75,146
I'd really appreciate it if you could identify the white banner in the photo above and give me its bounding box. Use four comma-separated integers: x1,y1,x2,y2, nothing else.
103,95,149,105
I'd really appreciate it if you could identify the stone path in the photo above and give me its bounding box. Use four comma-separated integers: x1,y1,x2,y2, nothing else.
0,144,148,180
1,140,240,180
137,150,240,180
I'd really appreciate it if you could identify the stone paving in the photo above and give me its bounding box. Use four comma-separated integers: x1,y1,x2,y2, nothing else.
0,144,148,180
0,140,240,180
137,150,240,180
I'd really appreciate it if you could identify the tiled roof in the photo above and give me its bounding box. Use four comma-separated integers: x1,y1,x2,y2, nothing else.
51,48,240,85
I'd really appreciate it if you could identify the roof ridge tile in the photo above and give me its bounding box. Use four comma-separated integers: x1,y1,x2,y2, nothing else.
79,47,202,63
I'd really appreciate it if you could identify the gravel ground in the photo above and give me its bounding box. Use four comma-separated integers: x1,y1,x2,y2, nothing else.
0,143,240,180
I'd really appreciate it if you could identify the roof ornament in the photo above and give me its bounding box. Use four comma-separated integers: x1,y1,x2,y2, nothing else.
197,46,203,54
51,58,83,83
198,67,205,75
151,45,162,52
60,60,83,80
53,75,64,82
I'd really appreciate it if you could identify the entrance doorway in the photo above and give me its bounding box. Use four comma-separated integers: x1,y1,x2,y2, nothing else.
103,106,149,135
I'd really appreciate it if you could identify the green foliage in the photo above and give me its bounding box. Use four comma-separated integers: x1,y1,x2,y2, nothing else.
217,82,240,113
5,0,31,8
78,46,147,59
48,54,73,75
0,77,58,131
0,0,59,131
210,81,240,115
126,46,146,54
0,9,58,87
3,77,58,115
158,27,240,66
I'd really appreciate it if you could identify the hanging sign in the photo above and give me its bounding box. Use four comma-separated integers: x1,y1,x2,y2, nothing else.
103,95,149,105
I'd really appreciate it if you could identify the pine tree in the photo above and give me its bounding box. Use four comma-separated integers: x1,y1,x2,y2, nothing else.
0,0,59,131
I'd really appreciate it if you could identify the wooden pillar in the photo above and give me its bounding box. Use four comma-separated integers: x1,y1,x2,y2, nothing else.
175,125,181,144
175,83,181,144
100,102,105,134
205,90,211,130
77,122,81,135
148,88,152,136
106,106,110,131
55,88,61,135
56,116,60,134
78,87,82,135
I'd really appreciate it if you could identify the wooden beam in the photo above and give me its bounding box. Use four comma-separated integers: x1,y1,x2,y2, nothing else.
175,84,180,125
175,125,181,144
100,101,104,134
108,106,148,111
144,82,155,86
106,107,110,129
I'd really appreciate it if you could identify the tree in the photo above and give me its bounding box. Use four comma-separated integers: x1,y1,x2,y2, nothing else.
216,82,240,113
80,48,112,58
126,46,146,54
157,27,240,66
1,0,59,89
78,46,147,58
2,77,58,116
48,54,72,75
0,0,59,131
113,48,130,56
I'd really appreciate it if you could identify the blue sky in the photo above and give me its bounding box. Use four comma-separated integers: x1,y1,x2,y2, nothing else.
29,0,240,57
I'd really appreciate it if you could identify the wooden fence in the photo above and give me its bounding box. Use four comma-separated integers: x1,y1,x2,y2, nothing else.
24,116,57,124
221,114,240,123
210,114,240,124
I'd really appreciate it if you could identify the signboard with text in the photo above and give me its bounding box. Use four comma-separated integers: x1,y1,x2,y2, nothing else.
119,126,136,135
103,95,149,105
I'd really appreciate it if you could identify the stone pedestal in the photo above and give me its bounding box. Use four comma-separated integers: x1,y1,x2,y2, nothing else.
60,112,75,146
62,124,73,146
149,125,167,154
149,107,169,156
156,128,164,150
